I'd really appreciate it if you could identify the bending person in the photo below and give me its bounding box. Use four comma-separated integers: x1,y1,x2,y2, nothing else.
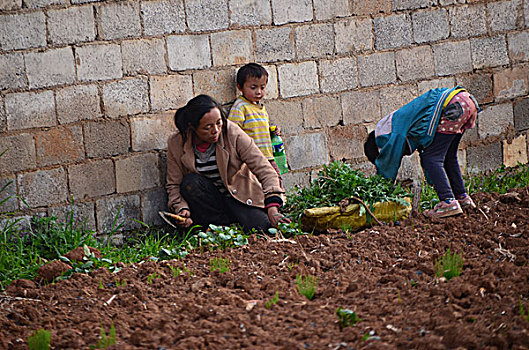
166,94,290,232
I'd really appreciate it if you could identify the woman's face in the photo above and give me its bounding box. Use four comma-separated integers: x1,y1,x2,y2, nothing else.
192,107,223,144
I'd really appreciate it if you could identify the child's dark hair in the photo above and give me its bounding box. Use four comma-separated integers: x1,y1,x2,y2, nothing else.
174,95,227,141
364,131,379,165
236,63,269,87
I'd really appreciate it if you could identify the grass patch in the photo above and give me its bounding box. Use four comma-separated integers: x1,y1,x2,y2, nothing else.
265,290,280,309
434,248,464,281
296,274,318,300
27,328,51,350
209,257,231,273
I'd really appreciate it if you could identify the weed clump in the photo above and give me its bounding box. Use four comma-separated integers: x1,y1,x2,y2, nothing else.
296,274,318,300
434,248,463,281
27,328,51,350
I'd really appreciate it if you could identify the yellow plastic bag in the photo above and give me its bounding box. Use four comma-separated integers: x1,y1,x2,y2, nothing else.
301,198,412,232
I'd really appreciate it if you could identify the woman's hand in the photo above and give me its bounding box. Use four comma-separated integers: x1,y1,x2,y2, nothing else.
178,209,193,228
267,206,291,228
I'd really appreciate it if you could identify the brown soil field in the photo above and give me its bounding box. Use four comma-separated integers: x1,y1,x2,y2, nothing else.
1,189,529,349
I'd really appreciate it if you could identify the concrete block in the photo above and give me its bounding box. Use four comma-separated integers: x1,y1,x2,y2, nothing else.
503,134,528,167
71,0,106,3
150,74,193,111
493,66,528,100
265,99,303,135
412,9,449,44
103,77,149,118
141,0,186,36
0,98,5,133
449,5,487,38
313,0,350,20
471,36,509,69
418,77,456,93
526,0,529,28
285,132,329,170
433,40,472,76
487,0,520,33
56,84,101,124
358,52,396,87
393,0,436,10
508,30,529,63
25,47,75,89
5,91,55,130
96,194,141,233
48,5,95,45
374,14,412,50
0,176,17,212
48,202,96,230
295,23,334,59
0,53,26,90
186,0,228,32
142,188,168,226
514,97,529,132
342,89,381,125
396,46,434,82
255,27,295,63
281,171,310,192
193,68,237,105
35,125,84,167
328,125,367,161
319,57,358,93
278,61,319,98
76,43,122,82
18,167,67,207
97,1,141,40
302,95,342,129
84,120,130,158
0,0,22,10
0,133,35,174
466,142,502,174
334,18,373,54
351,0,391,15
477,103,514,139
0,12,46,50
167,34,211,71
68,159,115,200
211,30,253,66
131,111,176,151
271,0,312,25
456,73,494,104
379,85,418,117
116,153,160,193
25,0,66,8
229,0,272,26
122,38,166,75
263,65,278,99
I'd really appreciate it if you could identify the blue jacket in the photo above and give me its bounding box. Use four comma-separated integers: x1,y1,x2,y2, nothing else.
374,86,465,180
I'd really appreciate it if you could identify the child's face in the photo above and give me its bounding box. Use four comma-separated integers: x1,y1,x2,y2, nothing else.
239,75,267,104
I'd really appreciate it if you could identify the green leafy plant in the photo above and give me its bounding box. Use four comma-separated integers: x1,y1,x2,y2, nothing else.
169,265,182,277
520,296,529,322
27,328,51,350
209,257,231,273
90,322,116,349
296,274,318,300
336,307,361,330
434,248,464,281
146,272,160,284
265,290,280,309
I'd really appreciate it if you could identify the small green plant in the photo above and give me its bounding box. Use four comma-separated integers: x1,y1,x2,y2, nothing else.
434,248,464,281
520,296,529,322
27,328,51,350
169,264,182,277
296,274,318,300
336,307,361,330
265,290,280,309
146,272,160,284
209,257,231,273
98,279,105,289
90,322,116,349
397,289,402,304
114,278,127,287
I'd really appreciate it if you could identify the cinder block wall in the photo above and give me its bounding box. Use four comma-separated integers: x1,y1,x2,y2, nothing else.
1,0,528,232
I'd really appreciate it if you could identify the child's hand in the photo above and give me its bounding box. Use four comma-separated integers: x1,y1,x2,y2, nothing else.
271,125,281,136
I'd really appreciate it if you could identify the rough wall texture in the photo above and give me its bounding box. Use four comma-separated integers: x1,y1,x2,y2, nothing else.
1,0,528,232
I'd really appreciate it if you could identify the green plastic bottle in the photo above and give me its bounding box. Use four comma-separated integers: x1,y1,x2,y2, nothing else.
270,126,288,175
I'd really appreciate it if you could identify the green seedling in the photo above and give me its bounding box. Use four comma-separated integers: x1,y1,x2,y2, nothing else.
209,257,231,273
265,290,280,309
98,279,105,289
520,296,529,322
434,248,464,281
115,278,127,287
90,322,116,349
397,289,402,304
146,272,160,284
296,274,318,300
169,265,182,277
27,328,51,350
336,307,361,330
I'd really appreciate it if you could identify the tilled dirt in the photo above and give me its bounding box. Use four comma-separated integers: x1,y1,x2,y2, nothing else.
1,189,529,349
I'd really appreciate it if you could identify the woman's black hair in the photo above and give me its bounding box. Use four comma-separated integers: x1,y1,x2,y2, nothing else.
364,131,379,165
236,63,269,88
174,95,227,141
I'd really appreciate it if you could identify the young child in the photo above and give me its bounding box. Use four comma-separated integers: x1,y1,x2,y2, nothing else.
363,86,480,218
228,63,283,178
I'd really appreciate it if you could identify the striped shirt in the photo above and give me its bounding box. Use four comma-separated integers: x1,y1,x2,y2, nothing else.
228,96,274,160
194,144,227,194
